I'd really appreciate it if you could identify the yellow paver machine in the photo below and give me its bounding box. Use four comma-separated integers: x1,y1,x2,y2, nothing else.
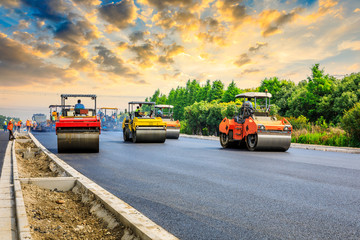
155,105,180,139
122,101,166,143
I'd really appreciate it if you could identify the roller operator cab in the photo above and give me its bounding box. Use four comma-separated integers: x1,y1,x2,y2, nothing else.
122,101,166,143
49,104,72,131
154,105,180,139
55,94,101,153
99,107,120,131
219,92,292,151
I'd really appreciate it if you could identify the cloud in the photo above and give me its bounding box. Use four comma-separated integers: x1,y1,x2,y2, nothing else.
98,0,138,30
57,44,93,70
151,8,199,33
129,43,156,68
73,0,101,8
21,0,70,22
93,45,138,78
158,43,185,64
234,53,251,67
0,0,20,8
216,0,247,26
259,8,303,37
18,20,30,29
35,42,53,54
138,0,194,10
54,19,98,44
129,31,149,43
13,31,34,43
302,0,341,23
0,33,76,86
242,68,260,74
338,40,360,51
249,42,268,52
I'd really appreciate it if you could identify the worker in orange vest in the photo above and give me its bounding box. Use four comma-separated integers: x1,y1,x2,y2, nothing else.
17,120,22,132
7,119,15,140
26,119,31,132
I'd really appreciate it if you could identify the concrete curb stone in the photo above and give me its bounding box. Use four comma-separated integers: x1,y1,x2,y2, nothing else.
180,134,360,154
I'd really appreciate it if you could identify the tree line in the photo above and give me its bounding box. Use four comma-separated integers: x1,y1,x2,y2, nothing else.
146,64,360,145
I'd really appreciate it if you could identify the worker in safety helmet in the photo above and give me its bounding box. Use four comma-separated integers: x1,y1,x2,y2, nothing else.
26,119,31,132
7,119,15,140
74,99,85,109
135,106,140,117
3,120,7,132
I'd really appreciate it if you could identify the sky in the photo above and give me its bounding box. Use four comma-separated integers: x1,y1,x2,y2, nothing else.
0,0,359,120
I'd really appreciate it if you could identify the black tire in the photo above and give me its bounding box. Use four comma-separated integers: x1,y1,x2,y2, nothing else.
123,128,128,141
132,131,137,143
220,133,230,148
246,134,257,151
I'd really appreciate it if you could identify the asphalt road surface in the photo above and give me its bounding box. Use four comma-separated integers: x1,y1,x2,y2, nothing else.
32,131,360,240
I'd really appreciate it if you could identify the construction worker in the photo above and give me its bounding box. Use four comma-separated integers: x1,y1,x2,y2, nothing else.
244,98,253,109
17,120,22,132
7,119,15,140
3,120,7,132
135,106,140,117
32,121,37,131
157,108,163,117
26,119,31,132
75,99,85,109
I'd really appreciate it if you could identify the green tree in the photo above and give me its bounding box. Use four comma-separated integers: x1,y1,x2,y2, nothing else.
198,80,211,102
222,81,241,102
208,80,224,102
305,64,336,121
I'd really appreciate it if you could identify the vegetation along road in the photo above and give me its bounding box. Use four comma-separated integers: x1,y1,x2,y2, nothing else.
32,131,360,240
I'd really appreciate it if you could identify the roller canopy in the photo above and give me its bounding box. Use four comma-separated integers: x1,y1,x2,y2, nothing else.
236,92,272,99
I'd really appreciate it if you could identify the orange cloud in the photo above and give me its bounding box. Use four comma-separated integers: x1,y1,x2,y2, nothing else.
302,0,341,23
258,8,302,37
0,33,76,86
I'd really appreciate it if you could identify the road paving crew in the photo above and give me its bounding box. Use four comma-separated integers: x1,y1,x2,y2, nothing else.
7,119,15,140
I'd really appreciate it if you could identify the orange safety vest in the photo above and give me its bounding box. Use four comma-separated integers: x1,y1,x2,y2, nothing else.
26,120,31,126
7,122,13,131
17,121,21,127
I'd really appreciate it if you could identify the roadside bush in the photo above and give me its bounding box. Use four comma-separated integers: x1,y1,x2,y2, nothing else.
288,115,310,130
341,103,360,147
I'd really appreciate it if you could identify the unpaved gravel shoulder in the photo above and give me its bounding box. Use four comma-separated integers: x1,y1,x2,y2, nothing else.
16,141,58,178
22,183,123,240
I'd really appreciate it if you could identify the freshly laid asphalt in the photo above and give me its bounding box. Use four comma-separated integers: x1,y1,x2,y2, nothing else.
33,131,360,240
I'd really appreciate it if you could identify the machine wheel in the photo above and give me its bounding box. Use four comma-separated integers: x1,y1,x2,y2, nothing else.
123,128,128,141
220,133,230,148
246,134,257,151
132,131,137,143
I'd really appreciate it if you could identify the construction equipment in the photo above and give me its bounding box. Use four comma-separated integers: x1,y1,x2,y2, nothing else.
49,105,72,131
122,101,166,143
219,92,292,151
32,113,49,132
56,94,101,153
99,107,120,131
154,105,180,139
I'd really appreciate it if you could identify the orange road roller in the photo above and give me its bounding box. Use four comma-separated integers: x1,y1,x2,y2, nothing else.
219,92,292,151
